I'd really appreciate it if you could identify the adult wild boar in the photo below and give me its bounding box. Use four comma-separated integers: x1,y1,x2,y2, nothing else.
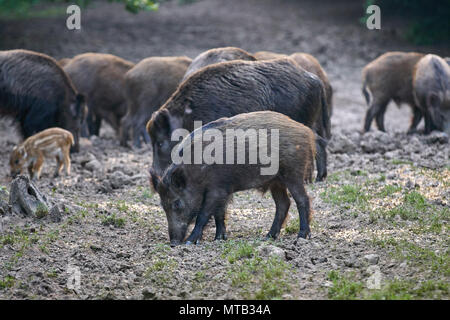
254,50,333,124
120,56,192,148
362,51,425,133
182,47,256,81
147,58,330,181
0,49,86,152
63,53,135,136
413,54,450,134
150,111,316,246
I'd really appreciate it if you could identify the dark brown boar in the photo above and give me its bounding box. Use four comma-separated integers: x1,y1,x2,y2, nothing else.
413,54,450,134
254,51,331,97
0,49,86,152
63,53,135,136
150,111,316,246
254,51,333,125
120,56,192,148
361,51,425,133
147,58,330,181
182,47,256,81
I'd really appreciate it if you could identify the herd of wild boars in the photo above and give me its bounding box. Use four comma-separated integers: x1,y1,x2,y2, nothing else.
1,46,449,245
362,51,450,134
0,49,86,152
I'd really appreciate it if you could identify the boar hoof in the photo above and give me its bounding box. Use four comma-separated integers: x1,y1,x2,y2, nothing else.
264,234,278,241
214,234,227,241
297,229,311,240
185,240,201,245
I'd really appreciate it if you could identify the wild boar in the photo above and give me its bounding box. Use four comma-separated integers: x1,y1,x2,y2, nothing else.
150,111,316,246
147,58,330,181
0,49,86,152
361,51,425,133
63,53,135,136
254,50,333,122
182,47,256,81
10,127,74,180
413,54,450,134
120,56,192,148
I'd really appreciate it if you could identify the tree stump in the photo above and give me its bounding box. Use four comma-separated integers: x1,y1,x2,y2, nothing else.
8,175,51,218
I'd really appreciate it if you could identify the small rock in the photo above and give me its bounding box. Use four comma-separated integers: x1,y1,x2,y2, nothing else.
108,171,132,189
364,254,379,265
256,244,285,260
142,288,156,300
85,159,102,172
48,205,61,222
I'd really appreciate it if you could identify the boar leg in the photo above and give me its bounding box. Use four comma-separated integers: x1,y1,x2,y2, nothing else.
54,156,63,177
63,148,71,175
407,107,423,134
284,181,311,240
375,104,388,132
315,135,328,182
364,100,388,132
32,154,44,180
186,191,228,245
265,183,290,240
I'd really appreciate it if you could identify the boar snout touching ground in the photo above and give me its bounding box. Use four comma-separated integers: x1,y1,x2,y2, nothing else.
361,52,425,133
150,111,316,247
10,128,74,180
413,54,450,134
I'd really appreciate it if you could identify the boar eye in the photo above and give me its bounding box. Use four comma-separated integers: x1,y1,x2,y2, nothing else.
172,199,182,211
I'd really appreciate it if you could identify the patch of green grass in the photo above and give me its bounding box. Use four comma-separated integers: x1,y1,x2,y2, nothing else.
145,256,178,284
284,217,299,234
0,275,16,290
222,241,292,299
115,200,129,213
221,240,256,264
101,213,126,228
35,203,49,219
321,184,369,209
372,236,450,276
377,184,402,197
327,270,364,300
369,279,448,300
391,159,413,166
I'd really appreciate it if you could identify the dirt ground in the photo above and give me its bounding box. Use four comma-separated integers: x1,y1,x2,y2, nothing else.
0,0,449,300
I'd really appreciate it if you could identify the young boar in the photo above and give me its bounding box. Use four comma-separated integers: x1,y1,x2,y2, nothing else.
120,56,192,148
413,54,450,134
0,49,86,152
10,128,74,180
147,58,330,181
150,111,316,246
63,53,135,136
182,47,256,81
254,50,333,123
362,51,425,133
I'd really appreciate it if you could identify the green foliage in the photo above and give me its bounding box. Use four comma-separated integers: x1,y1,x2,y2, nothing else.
362,0,450,45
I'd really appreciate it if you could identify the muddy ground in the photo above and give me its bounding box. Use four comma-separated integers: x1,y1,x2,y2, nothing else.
0,0,449,299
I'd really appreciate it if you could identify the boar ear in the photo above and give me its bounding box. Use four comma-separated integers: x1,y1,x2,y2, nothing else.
151,109,172,138
149,168,161,192
170,167,186,191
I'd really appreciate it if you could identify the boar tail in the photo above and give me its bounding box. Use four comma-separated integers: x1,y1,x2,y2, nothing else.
362,80,372,107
